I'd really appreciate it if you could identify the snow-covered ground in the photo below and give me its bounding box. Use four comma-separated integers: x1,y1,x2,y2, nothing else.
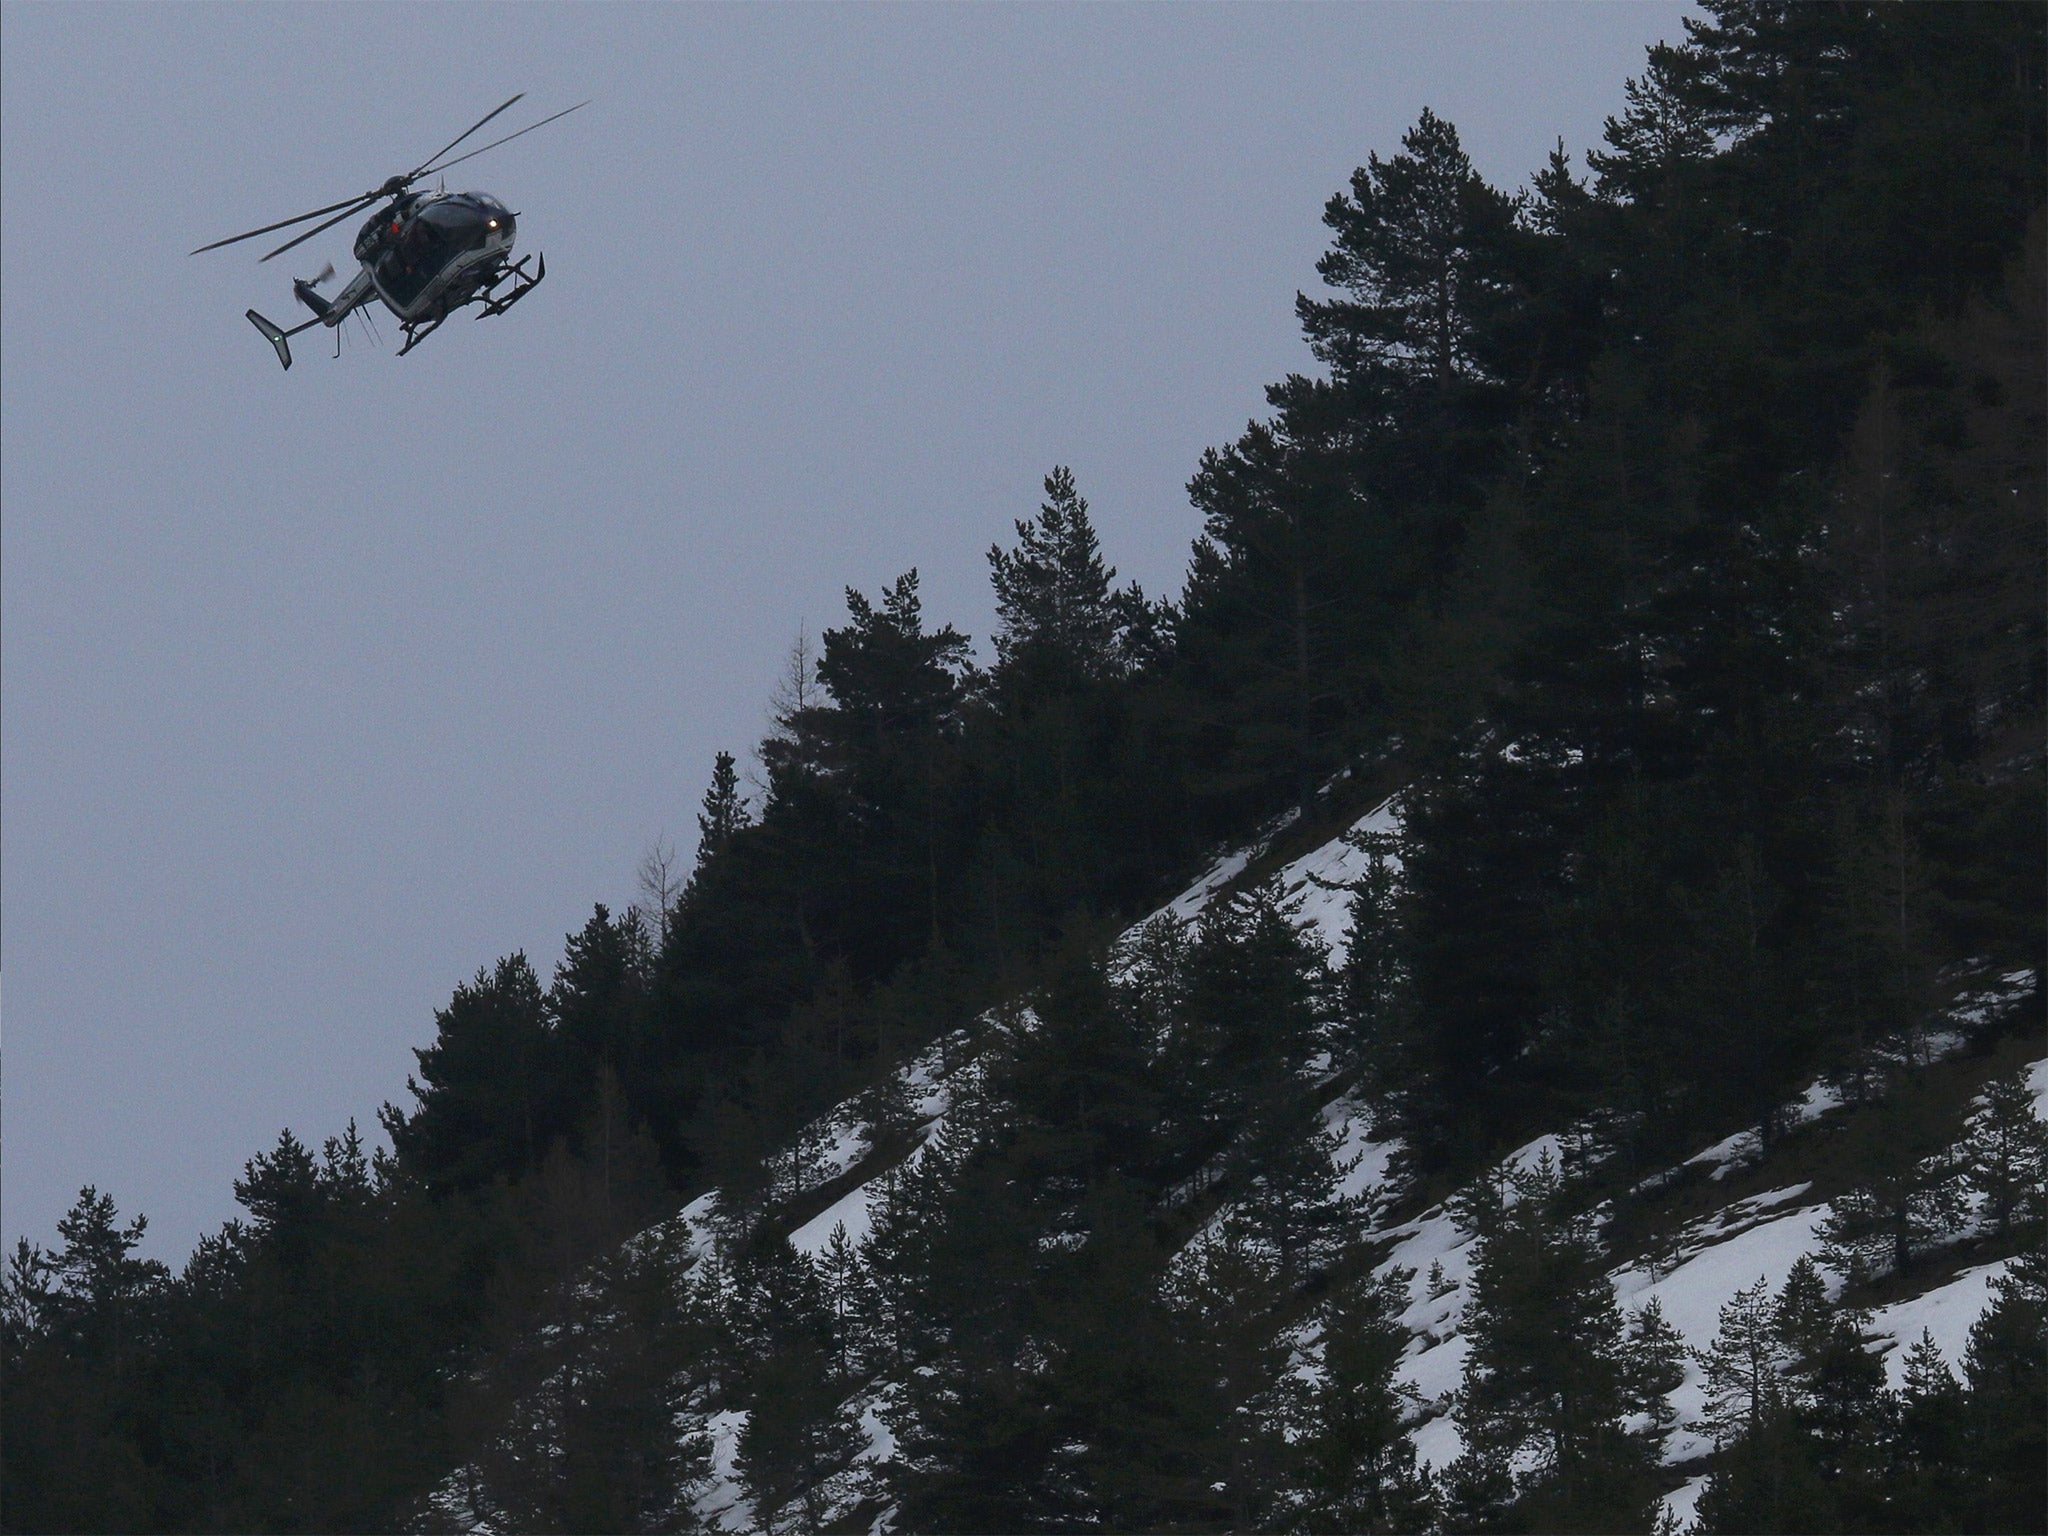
1866,1259,2016,1387
1325,1091,1398,1203
1147,804,1301,926
786,800,2035,1512
564,793,2040,1531
1264,795,1402,966
692,1409,754,1532
1613,1199,1837,1465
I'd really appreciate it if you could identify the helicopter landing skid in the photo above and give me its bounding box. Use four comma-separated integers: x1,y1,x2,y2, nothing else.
393,254,545,356
395,314,448,358
475,253,544,319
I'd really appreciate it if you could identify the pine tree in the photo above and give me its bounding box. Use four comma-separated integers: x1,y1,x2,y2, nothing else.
997,947,1169,1213
733,1237,865,1533
1290,1268,1435,1534
1339,821,1418,1099
881,1138,1065,1533
858,1131,959,1379
1882,1331,1971,1533
550,904,655,1157
1159,1220,1291,1532
1448,1156,1660,1531
1959,1245,2047,1531
1772,1258,1889,1502
1178,884,1330,1174
381,952,557,1193
0,1188,166,1533
1226,1105,1357,1293
1692,1258,1892,1535
476,1226,710,1535
816,569,973,741
1816,1085,1967,1284
987,467,1148,692
1690,1272,1825,1536
1586,45,1715,208
1302,107,1518,393
1694,1276,1791,1450
1958,1067,2048,1239
694,750,751,872
1619,1297,1686,1450
815,568,974,957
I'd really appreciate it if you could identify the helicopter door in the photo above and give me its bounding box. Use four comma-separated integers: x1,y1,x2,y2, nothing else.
376,225,448,311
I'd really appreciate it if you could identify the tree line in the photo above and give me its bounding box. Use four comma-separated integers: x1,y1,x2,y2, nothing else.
5,2,2042,1529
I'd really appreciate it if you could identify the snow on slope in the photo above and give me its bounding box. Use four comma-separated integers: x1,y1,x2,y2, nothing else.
1389,1045,2045,1497
1149,807,1299,924
801,799,2029,1489
1613,1198,1837,1464
794,796,1408,1267
1326,1091,1398,1202
1683,1082,1845,1181
1264,795,1401,965
609,793,2036,1529
1866,1260,2016,1386
789,1174,885,1256
692,1409,754,1532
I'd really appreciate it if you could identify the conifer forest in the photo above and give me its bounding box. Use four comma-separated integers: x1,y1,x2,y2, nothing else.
5,5,2044,1532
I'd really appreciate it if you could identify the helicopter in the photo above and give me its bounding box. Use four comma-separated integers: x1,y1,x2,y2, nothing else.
193,94,586,369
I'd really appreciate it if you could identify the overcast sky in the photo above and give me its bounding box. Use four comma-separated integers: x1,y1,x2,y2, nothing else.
2,1,1690,1261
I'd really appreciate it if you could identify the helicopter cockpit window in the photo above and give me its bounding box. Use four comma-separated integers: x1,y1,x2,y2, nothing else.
374,200,493,309
418,201,491,254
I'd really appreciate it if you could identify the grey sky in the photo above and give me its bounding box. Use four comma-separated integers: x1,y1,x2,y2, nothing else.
2,1,1689,1260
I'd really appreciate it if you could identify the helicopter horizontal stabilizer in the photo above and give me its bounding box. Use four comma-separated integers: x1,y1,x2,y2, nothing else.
246,310,294,370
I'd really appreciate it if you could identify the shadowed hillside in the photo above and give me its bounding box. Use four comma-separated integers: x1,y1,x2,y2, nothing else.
5,5,2042,1531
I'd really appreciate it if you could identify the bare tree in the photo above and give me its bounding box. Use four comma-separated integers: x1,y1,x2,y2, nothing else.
632,832,682,940
750,625,818,802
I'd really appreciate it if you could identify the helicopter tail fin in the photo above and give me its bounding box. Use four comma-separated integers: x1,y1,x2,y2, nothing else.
246,309,293,370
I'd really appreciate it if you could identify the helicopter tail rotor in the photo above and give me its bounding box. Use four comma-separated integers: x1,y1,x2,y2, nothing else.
293,278,334,321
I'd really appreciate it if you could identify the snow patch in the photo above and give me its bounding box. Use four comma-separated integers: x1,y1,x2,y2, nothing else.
1947,967,2039,1032
1409,1401,1466,1471
692,1408,755,1531
1264,796,1402,965
1866,1259,2013,1387
1660,1473,1710,1529
1325,1095,1399,1203
1683,1080,1845,1181
1612,1200,1836,1465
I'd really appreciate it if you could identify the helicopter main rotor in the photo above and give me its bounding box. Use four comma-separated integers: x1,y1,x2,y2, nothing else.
191,94,586,262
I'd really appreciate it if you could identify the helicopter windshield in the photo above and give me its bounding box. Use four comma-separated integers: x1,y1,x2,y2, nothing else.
374,198,493,308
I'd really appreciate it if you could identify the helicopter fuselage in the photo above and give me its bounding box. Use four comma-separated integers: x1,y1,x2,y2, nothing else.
355,190,517,321
308,190,518,330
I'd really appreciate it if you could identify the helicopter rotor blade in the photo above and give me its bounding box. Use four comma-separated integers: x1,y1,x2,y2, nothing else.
408,93,524,181
415,100,587,180
190,191,379,256
260,197,381,262
193,95,581,262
